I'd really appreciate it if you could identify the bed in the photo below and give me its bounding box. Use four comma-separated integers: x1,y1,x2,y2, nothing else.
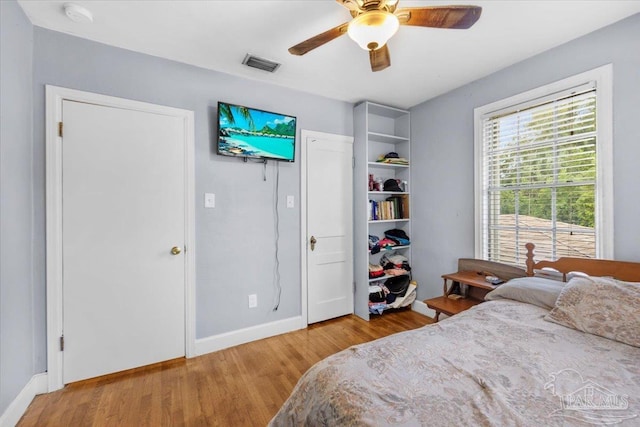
270,244,640,426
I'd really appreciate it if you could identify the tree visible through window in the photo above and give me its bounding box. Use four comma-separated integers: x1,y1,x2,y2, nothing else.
480,88,598,265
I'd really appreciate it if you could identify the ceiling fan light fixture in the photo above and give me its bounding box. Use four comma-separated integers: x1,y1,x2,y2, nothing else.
347,10,399,51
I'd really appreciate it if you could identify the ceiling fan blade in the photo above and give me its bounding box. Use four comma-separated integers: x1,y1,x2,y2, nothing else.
369,45,390,72
396,6,482,29
288,22,350,56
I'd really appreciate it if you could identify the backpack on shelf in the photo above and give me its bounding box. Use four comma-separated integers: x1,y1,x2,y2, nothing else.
384,275,410,296
369,285,386,303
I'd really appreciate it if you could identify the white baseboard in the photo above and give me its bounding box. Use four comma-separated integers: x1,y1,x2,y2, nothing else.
411,300,436,318
0,373,47,427
194,316,305,356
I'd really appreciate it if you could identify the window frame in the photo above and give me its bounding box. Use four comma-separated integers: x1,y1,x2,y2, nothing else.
474,64,613,262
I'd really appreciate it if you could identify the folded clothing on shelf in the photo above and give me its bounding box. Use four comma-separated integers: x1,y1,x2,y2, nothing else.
380,253,411,272
384,229,410,245
378,238,397,249
369,234,381,254
376,153,409,165
384,268,408,276
368,263,384,278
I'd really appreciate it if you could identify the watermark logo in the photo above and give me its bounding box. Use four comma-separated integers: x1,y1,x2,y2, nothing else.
545,369,637,425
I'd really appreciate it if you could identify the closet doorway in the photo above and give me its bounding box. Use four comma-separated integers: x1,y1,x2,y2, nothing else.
45,86,195,389
301,130,354,324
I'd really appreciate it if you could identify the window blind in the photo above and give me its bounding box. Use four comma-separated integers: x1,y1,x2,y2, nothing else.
480,86,597,265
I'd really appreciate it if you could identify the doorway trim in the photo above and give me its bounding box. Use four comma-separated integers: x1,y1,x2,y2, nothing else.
300,129,354,327
45,85,196,391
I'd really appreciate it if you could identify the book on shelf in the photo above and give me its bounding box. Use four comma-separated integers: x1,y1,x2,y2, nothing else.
368,195,409,221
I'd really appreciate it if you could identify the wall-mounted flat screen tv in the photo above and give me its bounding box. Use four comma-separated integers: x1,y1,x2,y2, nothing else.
217,101,296,162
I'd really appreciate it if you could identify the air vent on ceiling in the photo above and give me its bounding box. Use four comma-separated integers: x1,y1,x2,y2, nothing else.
242,54,281,73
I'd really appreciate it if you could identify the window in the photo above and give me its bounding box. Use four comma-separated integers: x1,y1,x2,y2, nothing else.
474,66,613,265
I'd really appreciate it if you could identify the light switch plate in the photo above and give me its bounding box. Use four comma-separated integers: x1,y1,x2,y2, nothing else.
248,294,257,308
286,195,294,208
204,193,215,208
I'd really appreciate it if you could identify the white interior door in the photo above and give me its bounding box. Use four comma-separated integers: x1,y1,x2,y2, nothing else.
62,100,186,383
306,132,354,324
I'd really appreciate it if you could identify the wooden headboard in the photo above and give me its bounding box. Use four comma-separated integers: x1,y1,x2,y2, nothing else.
458,258,526,281
525,242,640,282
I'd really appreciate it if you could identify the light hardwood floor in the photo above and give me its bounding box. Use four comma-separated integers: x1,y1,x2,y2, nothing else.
19,310,432,426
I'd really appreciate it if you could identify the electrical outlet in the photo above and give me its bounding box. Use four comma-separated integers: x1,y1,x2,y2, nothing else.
204,193,215,208
286,195,294,208
248,294,258,308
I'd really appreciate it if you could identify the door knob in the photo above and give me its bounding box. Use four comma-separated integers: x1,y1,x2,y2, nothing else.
310,236,317,251
171,246,182,255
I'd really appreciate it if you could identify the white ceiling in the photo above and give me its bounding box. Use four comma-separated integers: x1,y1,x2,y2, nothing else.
17,0,640,109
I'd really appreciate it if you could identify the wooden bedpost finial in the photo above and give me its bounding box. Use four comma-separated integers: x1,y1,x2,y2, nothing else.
526,243,535,276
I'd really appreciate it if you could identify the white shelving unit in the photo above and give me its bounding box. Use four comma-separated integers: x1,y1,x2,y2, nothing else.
354,101,411,320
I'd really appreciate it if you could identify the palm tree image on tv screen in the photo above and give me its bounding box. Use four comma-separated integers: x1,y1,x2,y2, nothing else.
218,102,296,161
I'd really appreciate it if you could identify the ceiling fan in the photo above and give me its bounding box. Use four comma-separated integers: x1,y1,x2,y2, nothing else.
288,0,482,72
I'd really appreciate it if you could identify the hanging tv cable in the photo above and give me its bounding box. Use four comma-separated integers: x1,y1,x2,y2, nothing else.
272,161,282,311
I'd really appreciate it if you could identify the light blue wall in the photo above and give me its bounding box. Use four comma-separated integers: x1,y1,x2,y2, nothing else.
0,0,35,414
410,13,640,299
32,27,354,343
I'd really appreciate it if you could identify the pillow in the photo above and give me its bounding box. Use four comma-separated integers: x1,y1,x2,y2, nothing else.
485,276,565,310
545,276,640,347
